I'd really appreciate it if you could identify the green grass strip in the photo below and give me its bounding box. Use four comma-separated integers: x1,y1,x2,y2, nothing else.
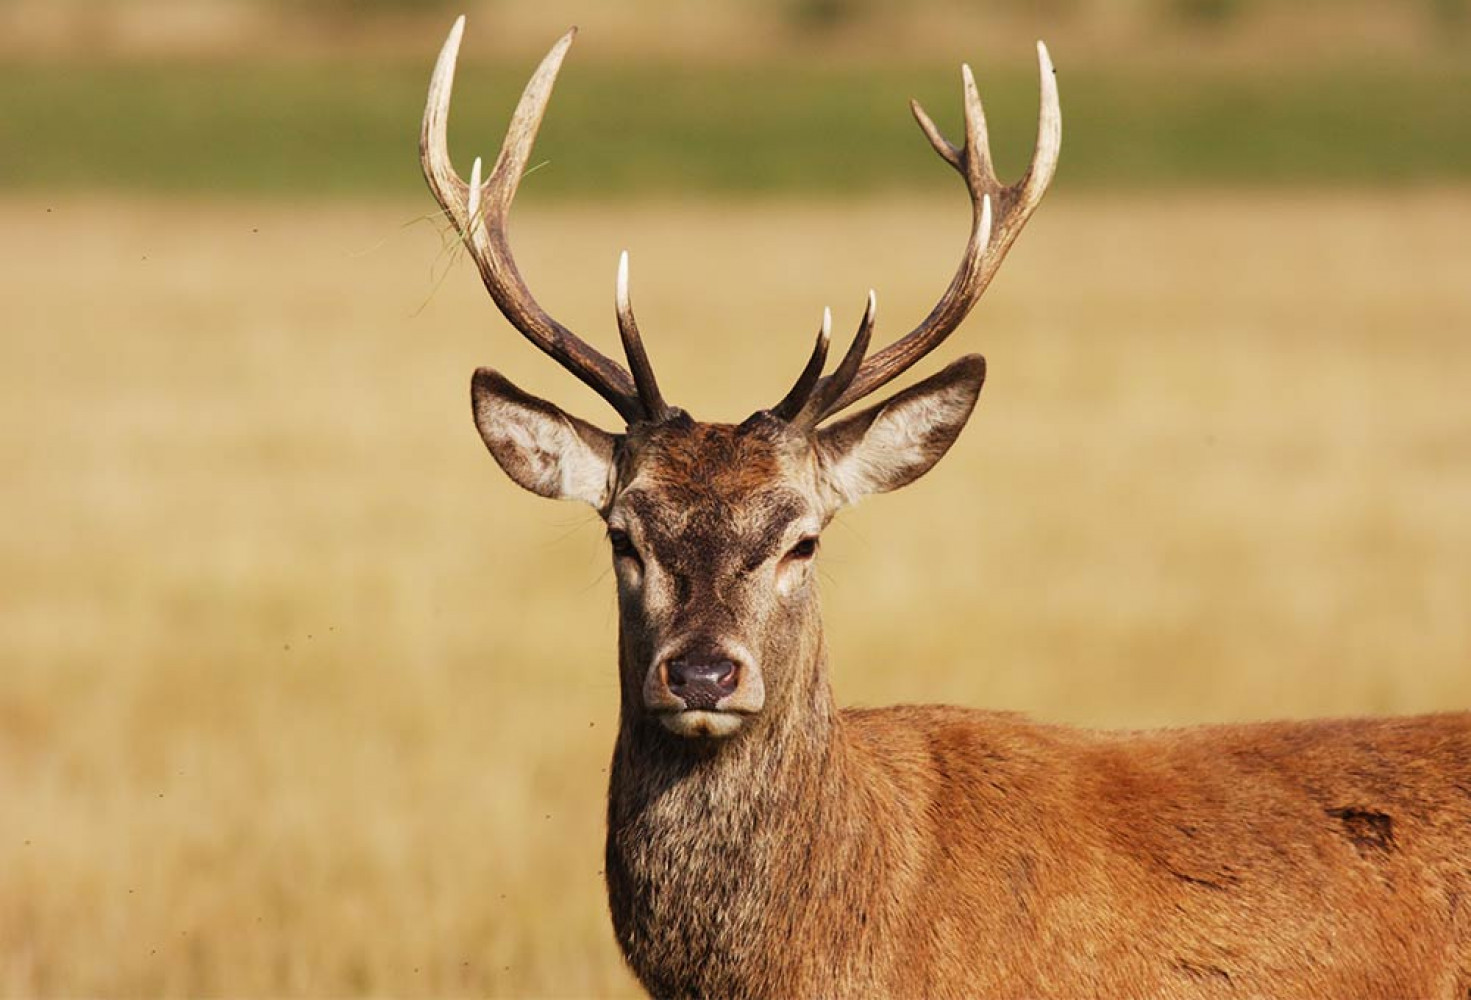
2,59,1469,196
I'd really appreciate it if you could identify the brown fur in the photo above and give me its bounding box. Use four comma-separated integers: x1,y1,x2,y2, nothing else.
610,704,1471,998
468,371,1471,997
442,24,1469,993
596,420,1471,1000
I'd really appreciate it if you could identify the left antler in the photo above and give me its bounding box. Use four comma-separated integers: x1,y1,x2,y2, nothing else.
421,17,671,424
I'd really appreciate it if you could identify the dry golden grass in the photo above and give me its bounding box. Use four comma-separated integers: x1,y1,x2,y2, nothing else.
6,0,1466,66
2,189,1470,996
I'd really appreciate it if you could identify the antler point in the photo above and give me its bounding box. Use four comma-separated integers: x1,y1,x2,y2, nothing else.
616,250,631,304
466,156,483,222
441,14,466,56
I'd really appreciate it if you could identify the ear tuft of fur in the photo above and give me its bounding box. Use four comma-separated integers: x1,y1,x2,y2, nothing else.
816,354,986,509
470,368,618,507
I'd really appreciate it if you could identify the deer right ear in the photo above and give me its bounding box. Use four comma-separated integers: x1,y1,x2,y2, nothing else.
814,354,986,510
471,368,618,508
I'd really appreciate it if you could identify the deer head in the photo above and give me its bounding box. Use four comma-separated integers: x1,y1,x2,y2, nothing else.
422,18,1060,741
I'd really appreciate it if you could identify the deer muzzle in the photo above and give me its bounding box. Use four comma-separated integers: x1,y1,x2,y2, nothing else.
644,642,765,738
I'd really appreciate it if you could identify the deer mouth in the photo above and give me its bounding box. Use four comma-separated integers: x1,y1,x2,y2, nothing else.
658,708,749,739
642,644,766,737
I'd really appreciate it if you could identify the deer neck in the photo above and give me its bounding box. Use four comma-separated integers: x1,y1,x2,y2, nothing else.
608,615,840,825
605,619,866,994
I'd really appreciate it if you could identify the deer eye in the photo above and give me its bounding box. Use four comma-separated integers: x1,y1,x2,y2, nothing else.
608,529,640,563
785,536,818,561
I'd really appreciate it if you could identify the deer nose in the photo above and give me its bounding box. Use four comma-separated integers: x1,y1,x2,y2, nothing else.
666,656,740,711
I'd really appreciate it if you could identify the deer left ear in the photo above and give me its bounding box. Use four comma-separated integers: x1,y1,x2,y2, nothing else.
471,368,618,508
815,354,986,509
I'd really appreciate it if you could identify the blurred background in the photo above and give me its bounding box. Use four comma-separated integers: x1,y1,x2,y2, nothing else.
2,0,1469,995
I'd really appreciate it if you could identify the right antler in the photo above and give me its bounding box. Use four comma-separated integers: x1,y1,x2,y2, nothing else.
777,45,1061,428
422,17,671,425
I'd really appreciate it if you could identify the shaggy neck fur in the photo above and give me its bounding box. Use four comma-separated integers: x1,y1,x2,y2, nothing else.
605,618,897,998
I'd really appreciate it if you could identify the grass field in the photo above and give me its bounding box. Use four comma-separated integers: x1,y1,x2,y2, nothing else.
4,55,1471,196
3,187,1470,995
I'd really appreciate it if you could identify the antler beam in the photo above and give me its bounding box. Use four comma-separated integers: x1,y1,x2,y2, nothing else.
421,17,666,425
792,44,1062,425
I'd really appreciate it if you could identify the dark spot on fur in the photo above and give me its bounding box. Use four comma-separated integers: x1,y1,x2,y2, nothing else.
1168,868,1231,891
1160,857,1239,892
1326,807,1395,856
1172,958,1232,984
1008,854,1037,918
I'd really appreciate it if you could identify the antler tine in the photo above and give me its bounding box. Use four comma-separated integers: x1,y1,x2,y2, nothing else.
1019,42,1063,215
420,16,469,217
420,18,649,425
796,291,876,428
810,42,1061,423
616,251,673,421
771,308,832,421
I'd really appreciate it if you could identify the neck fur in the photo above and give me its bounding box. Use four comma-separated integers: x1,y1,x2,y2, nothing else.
606,629,862,997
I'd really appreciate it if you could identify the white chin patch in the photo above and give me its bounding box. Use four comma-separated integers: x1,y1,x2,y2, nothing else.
658,711,746,739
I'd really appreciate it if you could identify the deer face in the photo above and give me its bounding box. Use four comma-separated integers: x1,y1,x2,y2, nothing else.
606,415,824,739
425,18,1056,738
470,357,986,740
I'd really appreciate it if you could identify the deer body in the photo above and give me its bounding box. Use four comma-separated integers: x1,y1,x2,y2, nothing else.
420,20,1471,997
597,421,1471,999
611,700,1471,998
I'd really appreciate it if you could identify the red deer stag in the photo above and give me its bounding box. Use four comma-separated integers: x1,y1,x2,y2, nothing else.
421,17,1471,999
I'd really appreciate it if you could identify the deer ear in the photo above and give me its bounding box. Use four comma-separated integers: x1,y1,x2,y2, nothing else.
815,354,986,509
471,368,618,508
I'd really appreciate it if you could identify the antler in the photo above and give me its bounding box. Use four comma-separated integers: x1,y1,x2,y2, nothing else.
422,17,669,425
784,43,1061,427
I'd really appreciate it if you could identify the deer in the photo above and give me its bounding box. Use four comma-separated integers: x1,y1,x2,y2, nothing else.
420,17,1471,999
